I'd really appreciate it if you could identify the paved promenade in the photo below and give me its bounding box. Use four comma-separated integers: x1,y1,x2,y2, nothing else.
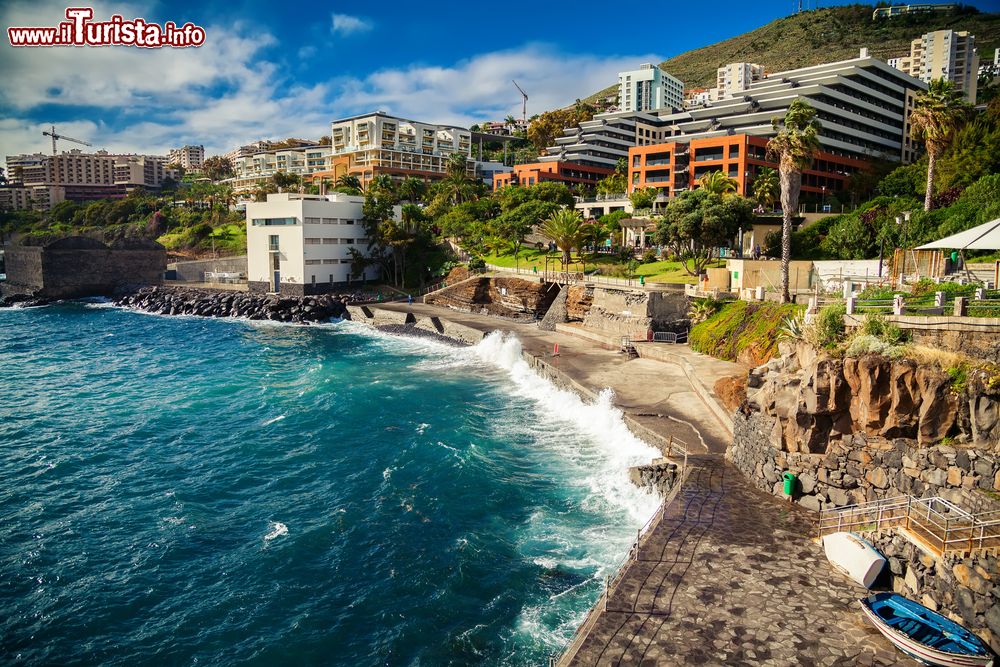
369,303,918,666
560,457,918,666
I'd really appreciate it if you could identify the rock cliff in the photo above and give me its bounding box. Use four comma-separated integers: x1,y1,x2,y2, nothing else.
746,343,1000,452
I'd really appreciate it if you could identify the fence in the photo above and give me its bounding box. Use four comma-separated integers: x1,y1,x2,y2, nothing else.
818,495,1000,556
484,263,673,290
849,286,1000,319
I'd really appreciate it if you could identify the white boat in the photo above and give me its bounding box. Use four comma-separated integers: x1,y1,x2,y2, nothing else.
823,531,885,588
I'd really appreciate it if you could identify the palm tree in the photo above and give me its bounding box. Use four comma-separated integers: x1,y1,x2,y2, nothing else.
767,99,821,303
446,152,469,179
504,114,517,129
909,79,971,211
540,208,585,267
752,168,779,211
698,171,738,196
368,174,396,198
335,174,363,194
397,176,426,203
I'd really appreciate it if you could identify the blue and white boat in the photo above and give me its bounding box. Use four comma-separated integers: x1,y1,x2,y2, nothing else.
861,593,994,667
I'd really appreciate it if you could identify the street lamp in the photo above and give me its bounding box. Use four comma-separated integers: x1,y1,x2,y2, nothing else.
895,211,912,277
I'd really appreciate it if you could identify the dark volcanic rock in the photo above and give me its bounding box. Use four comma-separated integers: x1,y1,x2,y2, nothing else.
113,286,350,324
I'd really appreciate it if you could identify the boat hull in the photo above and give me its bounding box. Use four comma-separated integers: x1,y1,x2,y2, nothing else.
860,594,994,667
823,531,885,588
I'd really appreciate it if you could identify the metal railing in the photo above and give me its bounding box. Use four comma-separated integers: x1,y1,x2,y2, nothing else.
483,263,675,290
818,495,1000,555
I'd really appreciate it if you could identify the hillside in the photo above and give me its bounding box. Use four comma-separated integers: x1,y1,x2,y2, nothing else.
584,4,1000,102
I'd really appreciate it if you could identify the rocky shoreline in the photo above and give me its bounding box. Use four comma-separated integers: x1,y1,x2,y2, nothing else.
113,286,352,323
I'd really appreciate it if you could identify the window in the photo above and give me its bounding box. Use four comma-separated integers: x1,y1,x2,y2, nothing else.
304,217,321,224
322,218,336,224
729,145,740,159
305,259,322,265
268,235,279,251
252,217,298,226
305,238,322,245
323,238,337,245
322,259,336,264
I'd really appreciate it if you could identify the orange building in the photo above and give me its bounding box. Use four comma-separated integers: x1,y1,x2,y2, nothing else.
628,134,868,198
493,161,613,191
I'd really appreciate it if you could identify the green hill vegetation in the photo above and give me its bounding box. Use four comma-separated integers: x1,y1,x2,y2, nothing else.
584,4,1000,102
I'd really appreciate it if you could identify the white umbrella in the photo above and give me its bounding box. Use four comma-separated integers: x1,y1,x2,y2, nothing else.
916,217,1000,251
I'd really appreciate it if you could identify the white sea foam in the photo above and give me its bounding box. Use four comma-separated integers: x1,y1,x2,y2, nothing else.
262,415,285,426
264,522,288,541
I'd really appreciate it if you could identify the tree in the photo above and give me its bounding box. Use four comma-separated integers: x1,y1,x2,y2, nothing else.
767,98,821,302
447,152,470,179
397,176,426,203
654,189,754,276
526,105,596,153
202,156,233,181
504,114,517,129
596,172,628,197
752,168,779,210
367,174,396,200
318,135,331,145
335,174,363,195
910,79,971,212
540,208,585,266
271,171,300,190
698,171,738,196
629,187,658,211
494,199,559,270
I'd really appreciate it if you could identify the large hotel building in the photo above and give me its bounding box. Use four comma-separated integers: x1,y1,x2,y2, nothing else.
501,53,927,202
1,150,177,210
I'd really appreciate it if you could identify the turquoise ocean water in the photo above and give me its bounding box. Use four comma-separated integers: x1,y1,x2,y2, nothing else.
0,303,659,665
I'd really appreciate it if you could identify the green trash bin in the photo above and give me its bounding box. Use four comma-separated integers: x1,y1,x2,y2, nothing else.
782,472,797,496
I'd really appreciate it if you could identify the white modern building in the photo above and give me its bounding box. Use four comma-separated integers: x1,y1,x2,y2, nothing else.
715,63,766,100
889,30,980,102
618,64,684,113
634,52,928,164
246,192,389,295
229,145,331,193
168,145,205,171
324,112,473,187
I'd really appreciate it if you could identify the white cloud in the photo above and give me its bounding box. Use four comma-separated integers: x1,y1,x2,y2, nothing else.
330,45,662,128
331,14,372,36
0,2,660,160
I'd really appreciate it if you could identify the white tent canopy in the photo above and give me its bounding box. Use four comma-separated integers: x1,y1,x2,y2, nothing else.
916,217,1000,251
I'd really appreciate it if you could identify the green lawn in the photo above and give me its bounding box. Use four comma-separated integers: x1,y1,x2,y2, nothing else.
483,249,724,284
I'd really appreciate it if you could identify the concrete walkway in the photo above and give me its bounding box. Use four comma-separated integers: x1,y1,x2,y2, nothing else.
559,457,919,667
373,303,738,454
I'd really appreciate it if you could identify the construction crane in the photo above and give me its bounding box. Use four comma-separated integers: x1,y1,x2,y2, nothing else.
512,80,528,125
42,125,92,155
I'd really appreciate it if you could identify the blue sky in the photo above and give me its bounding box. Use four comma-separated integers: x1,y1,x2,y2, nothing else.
0,0,990,157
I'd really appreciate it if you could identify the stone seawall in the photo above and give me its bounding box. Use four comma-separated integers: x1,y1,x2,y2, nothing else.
116,286,350,323
580,287,688,338
730,408,1000,511
424,276,558,319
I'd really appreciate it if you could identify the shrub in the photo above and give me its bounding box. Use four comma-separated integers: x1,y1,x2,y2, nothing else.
844,334,904,359
688,297,723,325
640,248,657,264
859,313,906,344
468,257,486,270
809,304,846,349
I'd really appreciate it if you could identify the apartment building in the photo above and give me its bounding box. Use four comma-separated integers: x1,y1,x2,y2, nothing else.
872,3,957,19
493,162,614,190
715,63,766,101
889,30,979,102
3,150,175,209
629,134,868,199
619,64,684,113
313,112,473,188
245,192,388,295
168,145,205,171
229,145,331,193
